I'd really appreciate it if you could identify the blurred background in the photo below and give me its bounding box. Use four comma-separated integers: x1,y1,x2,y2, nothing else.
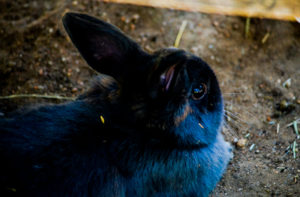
0,0,299,196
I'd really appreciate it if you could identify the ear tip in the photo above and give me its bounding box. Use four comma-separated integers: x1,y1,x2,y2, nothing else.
62,12,73,28
63,12,105,31
62,12,80,26
63,12,91,36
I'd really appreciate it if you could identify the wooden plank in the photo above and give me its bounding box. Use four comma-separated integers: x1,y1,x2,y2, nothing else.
101,0,300,21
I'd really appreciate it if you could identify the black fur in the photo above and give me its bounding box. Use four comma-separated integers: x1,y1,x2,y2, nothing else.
0,13,232,197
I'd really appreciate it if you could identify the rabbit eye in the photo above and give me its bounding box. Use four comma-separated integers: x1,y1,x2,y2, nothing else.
192,83,207,100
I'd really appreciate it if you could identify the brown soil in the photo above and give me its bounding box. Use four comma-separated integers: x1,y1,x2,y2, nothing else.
0,0,299,196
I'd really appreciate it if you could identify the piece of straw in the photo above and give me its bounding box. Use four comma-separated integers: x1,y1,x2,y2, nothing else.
245,17,251,38
293,141,297,159
293,121,299,136
100,115,105,124
261,32,270,44
0,94,75,100
174,20,188,48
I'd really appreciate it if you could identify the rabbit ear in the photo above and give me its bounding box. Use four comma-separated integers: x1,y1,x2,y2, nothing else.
63,12,149,81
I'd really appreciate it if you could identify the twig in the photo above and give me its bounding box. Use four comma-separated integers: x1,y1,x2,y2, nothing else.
286,118,300,127
294,121,299,138
261,32,270,44
174,20,188,48
293,141,297,159
249,143,255,151
224,109,251,126
245,17,251,38
0,94,75,100
17,0,70,32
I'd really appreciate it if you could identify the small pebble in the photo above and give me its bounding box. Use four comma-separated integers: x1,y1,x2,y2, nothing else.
132,14,140,21
38,68,43,75
249,144,256,151
232,23,239,30
130,24,135,31
72,1,78,6
287,92,295,100
282,78,291,88
120,16,126,22
279,100,288,110
78,81,84,86
233,138,238,143
212,21,219,27
71,87,78,93
33,85,44,90
237,138,247,148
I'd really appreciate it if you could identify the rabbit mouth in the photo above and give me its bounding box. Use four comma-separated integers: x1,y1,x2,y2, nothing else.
160,65,176,91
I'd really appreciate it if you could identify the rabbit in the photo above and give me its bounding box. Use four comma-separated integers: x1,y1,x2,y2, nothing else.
0,12,232,197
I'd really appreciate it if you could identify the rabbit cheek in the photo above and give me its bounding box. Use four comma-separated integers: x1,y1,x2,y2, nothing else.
172,101,223,146
174,104,193,126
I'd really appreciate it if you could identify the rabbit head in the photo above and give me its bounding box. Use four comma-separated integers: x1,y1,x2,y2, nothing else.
63,13,223,148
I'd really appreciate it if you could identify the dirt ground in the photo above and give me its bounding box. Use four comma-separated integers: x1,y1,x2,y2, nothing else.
0,0,299,196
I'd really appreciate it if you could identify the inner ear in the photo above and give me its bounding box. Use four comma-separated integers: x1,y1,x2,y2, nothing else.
63,12,149,81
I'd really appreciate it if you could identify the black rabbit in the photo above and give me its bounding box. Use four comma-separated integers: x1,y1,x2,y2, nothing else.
0,13,232,197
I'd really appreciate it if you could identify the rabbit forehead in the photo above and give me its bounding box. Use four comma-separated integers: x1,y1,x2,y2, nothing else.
154,49,214,80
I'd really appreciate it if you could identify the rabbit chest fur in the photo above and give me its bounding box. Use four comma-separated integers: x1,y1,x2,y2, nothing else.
0,13,232,197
